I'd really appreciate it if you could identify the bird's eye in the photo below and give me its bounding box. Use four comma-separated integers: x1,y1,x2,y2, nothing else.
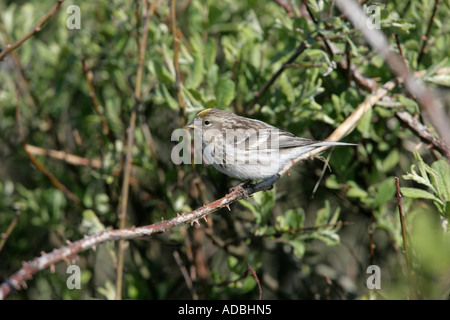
204,120,210,125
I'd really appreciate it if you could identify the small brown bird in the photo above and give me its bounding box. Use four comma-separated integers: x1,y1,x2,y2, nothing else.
187,108,355,181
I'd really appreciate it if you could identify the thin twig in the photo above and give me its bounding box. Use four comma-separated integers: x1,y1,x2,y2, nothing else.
393,33,408,71
20,145,81,204
247,263,262,300
247,41,309,109
301,0,318,24
311,152,333,198
416,0,440,66
0,16,37,109
173,250,198,299
81,57,111,138
115,0,155,300
15,84,80,205
394,177,414,299
0,210,21,254
273,0,294,17
171,0,187,125
0,0,64,61
395,111,450,158
24,144,102,168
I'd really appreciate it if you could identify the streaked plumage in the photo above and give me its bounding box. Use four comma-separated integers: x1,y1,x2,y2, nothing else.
187,108,354,180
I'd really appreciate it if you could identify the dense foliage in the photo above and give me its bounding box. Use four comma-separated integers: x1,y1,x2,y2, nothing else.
0,0,449,300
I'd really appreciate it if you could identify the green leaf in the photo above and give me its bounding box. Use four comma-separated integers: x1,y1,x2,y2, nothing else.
204,37,217,68
381,149,399,172
185,54,204,89
346,181,368,199
316,200,331,226
288,239,306,258
277,208,305,231
280,73,294,104
374,179,397,207
81,209,106,235
424,74,450,87
402,152,437,193
239,199,260,224
325,174,340,190
431,160,450,202
401,187,443,204
215,77,235,108
160,84,178,110
312,230,341,246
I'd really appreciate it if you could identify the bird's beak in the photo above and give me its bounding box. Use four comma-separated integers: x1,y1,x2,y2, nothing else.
185,121,197,129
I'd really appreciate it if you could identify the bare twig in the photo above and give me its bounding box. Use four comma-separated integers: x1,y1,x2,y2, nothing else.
393,33,408,70
335,0,450,147
0,210,21,254
171,0,187,126
24,144,102,168
395,111,450,158
247,41,309,109
394,177,414,299
0,0,64,61
272,0,294,17
311,151,333,198
247,263,262,300
417,0,440,66
15,85,80,205
115,0,155,300
20,143,81,204
173,250,198,299
81,57,111,138
0,16,37,109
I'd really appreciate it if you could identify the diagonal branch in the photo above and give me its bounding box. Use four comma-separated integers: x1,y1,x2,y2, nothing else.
15,84,80,205
335,0,450,147
247,41,309,109
416,0,440,66
298,0,450,158
396,111,450,158
0,0,64,61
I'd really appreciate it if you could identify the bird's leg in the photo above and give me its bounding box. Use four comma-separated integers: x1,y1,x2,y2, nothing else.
253,174,280,191
229,179,254,198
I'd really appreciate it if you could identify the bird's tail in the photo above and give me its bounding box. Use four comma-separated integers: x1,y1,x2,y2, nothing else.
313,141,357,147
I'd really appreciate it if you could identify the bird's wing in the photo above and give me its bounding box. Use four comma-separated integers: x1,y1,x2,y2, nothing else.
228,128,317,151
275,130,319,149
